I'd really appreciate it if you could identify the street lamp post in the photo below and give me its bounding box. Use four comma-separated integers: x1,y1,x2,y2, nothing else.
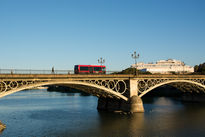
131,51,140,76
182,62,185,75
98,57,105,66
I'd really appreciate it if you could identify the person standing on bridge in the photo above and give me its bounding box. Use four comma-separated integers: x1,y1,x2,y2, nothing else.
52,67,55,74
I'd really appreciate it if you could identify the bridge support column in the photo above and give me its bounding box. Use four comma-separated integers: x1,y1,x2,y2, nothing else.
130,95,144,113
97,96,144,113
97,79,144,113
129,79,144,113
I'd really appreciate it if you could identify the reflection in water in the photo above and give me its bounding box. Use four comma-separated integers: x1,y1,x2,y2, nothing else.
0,90,205,136
153,97,174,106
97,112,145,137
129,113,145,137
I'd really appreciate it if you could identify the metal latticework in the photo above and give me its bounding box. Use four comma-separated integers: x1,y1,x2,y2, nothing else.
80,79,128,94
0,79,128,94
0,78,129,100
0,80,47,93
137,78,205,97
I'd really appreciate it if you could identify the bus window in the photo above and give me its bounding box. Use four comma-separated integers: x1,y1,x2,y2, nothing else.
94,67,101,71
74,65,79,70
80,67,89,71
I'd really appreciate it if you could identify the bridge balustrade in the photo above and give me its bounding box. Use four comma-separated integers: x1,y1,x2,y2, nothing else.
0,69,119,75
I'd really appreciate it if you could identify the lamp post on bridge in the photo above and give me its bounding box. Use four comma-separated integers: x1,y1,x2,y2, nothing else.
98,57,105,66
131,51,140,76
182,62,185,75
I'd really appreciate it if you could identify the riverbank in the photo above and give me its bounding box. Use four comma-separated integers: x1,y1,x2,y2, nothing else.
0,121,6,133
47,85,90,96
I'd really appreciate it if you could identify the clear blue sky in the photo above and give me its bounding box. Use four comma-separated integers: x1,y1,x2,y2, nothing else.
0,0,204,70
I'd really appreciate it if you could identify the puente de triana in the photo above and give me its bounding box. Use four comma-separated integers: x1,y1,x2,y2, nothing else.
0,71,205,113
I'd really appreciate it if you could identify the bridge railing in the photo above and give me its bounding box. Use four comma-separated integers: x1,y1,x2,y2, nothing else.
0,69,72,74
0,69,119,75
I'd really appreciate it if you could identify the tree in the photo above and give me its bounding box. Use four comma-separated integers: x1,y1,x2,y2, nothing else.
194,63,205,74
194,65,199,72
114,67,151,75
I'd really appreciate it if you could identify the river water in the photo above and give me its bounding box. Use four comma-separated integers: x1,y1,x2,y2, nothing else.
0,89,205,137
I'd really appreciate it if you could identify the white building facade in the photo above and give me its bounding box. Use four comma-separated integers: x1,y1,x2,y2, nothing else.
132,59,194,74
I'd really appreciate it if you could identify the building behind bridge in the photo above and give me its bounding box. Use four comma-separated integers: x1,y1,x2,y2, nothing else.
132,59,194,74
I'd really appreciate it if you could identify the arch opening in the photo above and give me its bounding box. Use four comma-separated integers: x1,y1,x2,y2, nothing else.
139,80,205,98
142,84,182,98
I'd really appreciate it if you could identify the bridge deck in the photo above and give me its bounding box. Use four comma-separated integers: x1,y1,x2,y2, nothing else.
0,74,204,80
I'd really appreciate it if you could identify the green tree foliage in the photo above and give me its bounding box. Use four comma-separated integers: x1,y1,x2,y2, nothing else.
114,67,151,75
194,63,205,74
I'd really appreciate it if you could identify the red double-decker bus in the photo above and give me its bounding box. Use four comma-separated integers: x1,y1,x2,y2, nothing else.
74,65,106,74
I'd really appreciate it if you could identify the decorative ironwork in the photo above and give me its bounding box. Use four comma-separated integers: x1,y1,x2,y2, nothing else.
80,79,127,94
137,78,205,97
0,80,46,93
0,79,128,97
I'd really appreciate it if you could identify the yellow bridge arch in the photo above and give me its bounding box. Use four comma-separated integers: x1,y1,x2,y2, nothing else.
0,80,128,101
138,79,205,98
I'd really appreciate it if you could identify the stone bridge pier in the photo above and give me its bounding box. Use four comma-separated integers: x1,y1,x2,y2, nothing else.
97,79,144,113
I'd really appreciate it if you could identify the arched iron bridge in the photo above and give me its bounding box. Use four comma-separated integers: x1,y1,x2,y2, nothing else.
0,74,205,100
